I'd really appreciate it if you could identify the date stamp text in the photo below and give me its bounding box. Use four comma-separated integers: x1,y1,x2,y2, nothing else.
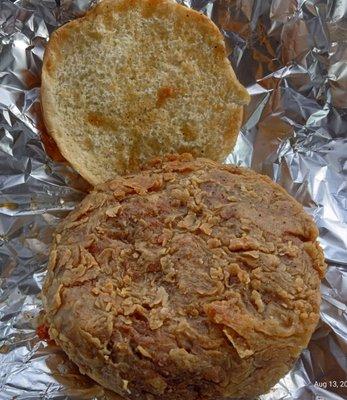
314,380,347,389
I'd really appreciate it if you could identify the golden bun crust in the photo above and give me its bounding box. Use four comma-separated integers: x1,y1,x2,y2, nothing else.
41,0,250,185
43,154,326,399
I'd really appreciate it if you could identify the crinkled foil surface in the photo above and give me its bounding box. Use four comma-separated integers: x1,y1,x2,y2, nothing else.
0,0,346,399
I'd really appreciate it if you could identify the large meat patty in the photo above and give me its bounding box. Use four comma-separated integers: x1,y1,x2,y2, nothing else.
42,154,326,399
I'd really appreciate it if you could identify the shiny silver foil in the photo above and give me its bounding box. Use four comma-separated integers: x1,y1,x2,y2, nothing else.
0,0,346,399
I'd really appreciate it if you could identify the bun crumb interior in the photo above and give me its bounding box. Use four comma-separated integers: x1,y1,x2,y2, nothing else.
41,0,250,185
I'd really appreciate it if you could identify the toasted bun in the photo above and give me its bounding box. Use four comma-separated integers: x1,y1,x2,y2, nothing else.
41,0,250,185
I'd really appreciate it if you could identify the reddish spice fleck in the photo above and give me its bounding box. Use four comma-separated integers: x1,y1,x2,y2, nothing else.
146,262,161,272
156,86,177,107
37,324,50,341
88,243,100,255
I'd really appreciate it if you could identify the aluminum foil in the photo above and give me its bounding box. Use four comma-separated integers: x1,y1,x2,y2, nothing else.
0,0,346,399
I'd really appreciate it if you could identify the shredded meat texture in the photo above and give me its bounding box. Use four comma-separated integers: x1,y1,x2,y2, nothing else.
42,154,326,400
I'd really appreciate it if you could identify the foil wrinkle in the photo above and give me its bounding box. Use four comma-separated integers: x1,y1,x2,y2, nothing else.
0,0,346,399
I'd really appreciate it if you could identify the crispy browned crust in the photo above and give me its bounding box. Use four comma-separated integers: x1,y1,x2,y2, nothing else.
41,0,250,185
42,154,326,399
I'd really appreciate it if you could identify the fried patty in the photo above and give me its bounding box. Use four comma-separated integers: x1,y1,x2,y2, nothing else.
42,154,326,399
